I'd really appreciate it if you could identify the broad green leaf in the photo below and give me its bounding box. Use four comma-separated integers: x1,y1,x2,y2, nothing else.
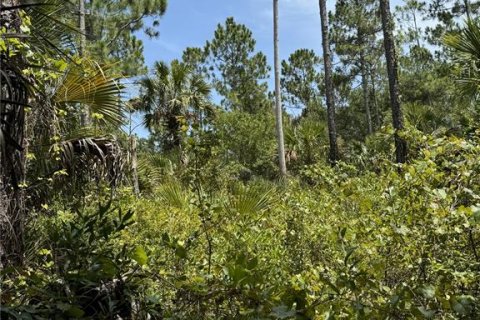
131,246,148,266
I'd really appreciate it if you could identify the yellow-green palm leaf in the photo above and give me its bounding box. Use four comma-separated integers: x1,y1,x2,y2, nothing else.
54,63,125,126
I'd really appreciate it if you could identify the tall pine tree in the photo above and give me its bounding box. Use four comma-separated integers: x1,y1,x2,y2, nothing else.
331,0,382,135
319,0,339,164
273,0,287,176
206,17,271,113
380,0,408,163
80,0,167,76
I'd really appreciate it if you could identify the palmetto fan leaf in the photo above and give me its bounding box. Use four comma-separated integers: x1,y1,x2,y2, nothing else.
157,181,189,210
54,63,125,126
182,73,213,115
135,77,157,114
226,184,275,216
136,152,176,193
444,20,480,59
444,19,480,98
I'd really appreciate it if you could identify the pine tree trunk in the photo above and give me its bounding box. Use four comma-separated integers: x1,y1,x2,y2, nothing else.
319,0,339,164
370,66,381,128
273,0,287,176
130,136,140,196
412,8,421,48
360,52,373,135
380,0,407,163
0,0,27,267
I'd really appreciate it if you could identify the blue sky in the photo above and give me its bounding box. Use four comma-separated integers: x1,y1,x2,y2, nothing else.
141,0,323,71
141,0,406,69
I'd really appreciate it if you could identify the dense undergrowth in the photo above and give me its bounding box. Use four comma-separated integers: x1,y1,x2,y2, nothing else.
2,127,479,319
3,1,480,319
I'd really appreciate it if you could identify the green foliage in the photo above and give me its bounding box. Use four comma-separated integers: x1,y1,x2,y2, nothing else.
331,0,381,67
214,109,278,180
0,203,155,319
445,18,480,99
135,59,212,152
106,130,480,318
85,0,167,76
423,0,480,48
137,151,176,191
281,49,323,110
285,113,328,168
9,129,475,319
1,2,127,250
53,61,125,127
206,17,271,113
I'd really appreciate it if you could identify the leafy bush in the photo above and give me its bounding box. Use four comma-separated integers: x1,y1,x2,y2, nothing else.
2,130,480,319
0,203,158,319
118,131,480,318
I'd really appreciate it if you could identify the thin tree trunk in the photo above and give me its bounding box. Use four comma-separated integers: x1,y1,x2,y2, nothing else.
130,136,140,196
380,0,407,163
79,0,86,56
273,0,287,176
79,0,91,126
411,8,421,48
370,66,381,128
319,0,339,164
127,110,140,196
464,0,472,19
0,0,27,267
360,52,373,135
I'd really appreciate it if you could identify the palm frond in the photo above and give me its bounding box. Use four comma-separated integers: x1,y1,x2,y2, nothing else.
226,184,275,216
190,74,211,96
154,61,170,80
171,60,189,88
57,135,123,186
54,63,125,126
136,59,212,148
444,20,480,59
23,0,77,56
137,152,174,185
157,181,189,210
444,19,480,98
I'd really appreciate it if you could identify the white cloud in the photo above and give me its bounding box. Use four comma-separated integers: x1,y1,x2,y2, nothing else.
154,39,182,54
